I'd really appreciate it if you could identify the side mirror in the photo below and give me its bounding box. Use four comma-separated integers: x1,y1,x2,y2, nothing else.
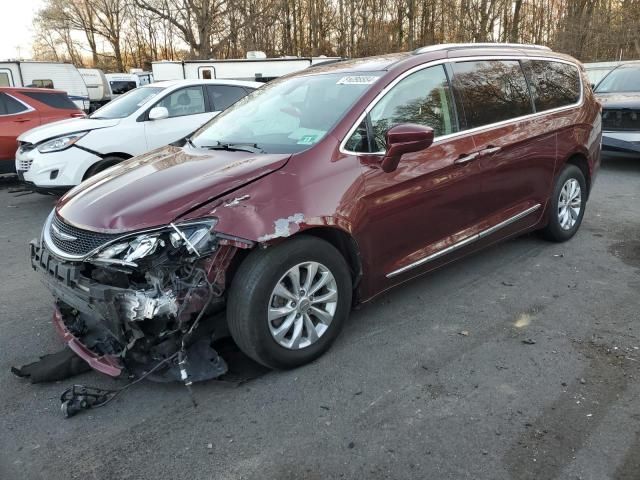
381,124,434,173
148,106,169,121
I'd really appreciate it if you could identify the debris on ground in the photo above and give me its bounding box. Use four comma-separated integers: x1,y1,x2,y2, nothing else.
11,348,91,383
459,330,470,336
521,339,536,345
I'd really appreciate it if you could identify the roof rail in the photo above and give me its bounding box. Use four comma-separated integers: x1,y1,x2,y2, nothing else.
413,43,551,55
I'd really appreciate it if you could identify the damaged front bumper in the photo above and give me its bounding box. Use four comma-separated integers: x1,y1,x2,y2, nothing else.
30,222,248,382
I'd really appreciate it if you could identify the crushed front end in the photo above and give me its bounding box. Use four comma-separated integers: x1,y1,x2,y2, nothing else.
31,209,251,382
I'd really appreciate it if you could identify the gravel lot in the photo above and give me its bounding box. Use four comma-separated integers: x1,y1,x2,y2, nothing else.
1,158,639,480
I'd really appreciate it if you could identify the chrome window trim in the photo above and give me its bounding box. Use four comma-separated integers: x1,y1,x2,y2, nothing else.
339,55,584,156
386,203,541,278
0,93,35,117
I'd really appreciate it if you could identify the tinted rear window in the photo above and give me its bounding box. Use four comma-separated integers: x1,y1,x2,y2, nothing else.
524,60,581,111
22,91,78,110
452,60,533,129
207,85,250,111
0,93,29,115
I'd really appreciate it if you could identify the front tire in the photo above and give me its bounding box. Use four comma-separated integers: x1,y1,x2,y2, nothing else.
227,236,352,369
541,164,587,242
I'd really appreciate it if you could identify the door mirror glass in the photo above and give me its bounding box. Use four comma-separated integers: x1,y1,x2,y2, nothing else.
381,124,434,173
148,106,169,121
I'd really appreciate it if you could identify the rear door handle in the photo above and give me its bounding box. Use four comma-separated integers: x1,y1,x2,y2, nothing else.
480,146,502,155
14,118,30,123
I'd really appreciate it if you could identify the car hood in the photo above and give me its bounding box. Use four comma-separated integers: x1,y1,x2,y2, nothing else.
57,145,292,233
18,118,120,144
595,92,640,109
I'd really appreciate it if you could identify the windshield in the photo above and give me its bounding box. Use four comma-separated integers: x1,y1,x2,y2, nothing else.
91,87,164,119
191,72,382,154
595,65,640,93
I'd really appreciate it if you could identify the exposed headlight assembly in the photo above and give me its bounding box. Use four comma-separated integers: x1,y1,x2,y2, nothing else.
37,132,88,153
90,219,218,267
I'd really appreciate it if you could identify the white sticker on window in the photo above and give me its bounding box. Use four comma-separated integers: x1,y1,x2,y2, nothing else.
336,76,379,85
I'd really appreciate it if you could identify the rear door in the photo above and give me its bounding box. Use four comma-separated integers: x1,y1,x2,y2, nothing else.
0,93,40,161
144,85,213,149
449,59,553,232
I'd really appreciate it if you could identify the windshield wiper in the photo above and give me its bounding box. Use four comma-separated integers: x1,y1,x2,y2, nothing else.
199,141,265,154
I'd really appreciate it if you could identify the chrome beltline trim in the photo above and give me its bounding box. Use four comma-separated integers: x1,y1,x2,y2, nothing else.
386,203,541,278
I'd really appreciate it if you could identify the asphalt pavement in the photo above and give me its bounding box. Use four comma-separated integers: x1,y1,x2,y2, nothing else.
1,158,639,480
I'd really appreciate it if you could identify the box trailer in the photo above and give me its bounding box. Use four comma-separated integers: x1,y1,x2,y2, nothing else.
152,56,342,82
0,60,90,111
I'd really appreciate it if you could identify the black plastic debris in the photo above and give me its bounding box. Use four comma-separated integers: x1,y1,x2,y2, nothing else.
11,348,91,383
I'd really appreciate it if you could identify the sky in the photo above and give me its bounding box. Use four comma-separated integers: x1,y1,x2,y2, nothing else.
0,0,43,60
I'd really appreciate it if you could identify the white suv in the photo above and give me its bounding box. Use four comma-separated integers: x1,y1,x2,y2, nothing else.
16,79,261,192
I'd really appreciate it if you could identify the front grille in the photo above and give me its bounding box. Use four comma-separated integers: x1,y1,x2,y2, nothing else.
48,215,121,257
17,158,33,172
602,108,640,131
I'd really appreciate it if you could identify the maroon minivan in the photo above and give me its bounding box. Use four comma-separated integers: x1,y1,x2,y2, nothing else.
31,43,601,381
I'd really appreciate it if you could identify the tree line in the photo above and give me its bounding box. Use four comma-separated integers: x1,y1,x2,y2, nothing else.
33,0,640,72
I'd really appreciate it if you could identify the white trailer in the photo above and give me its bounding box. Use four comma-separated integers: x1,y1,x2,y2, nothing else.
0,60,90,111
152,56,342,82
78,68,112,111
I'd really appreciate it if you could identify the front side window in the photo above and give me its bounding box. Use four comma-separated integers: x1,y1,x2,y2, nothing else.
595,64,640,93
90,86,164,119
156,86,206,117
32,79,54,88
452,60,533,129
345,65,457,152
0,93,28,115
524,60,581,111
192,72,381,154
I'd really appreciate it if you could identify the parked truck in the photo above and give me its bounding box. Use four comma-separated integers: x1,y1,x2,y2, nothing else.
0,61,90,111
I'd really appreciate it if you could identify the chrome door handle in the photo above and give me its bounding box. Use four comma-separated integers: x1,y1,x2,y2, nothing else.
454,151,481,165
481,146,502,155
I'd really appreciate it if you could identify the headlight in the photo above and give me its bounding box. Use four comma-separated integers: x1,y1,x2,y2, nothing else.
37,132,88,153
89,219,218,266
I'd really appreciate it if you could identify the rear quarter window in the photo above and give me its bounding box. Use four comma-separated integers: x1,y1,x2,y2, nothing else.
451,60,533,129
523,60,581,111
21,91,78,110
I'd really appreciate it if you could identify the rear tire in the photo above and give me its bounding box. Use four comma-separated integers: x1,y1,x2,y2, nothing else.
541,164,587,242
227,236,352,369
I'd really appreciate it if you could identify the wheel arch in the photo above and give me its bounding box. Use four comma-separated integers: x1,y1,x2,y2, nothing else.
563,152,591,198
225,226,363,300
82,152,133,180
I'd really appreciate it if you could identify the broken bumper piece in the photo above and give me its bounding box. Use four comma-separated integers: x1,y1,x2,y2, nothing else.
30,234,235,382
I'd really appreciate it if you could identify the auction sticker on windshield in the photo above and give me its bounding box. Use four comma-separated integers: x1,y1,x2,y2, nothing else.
336,75,379,85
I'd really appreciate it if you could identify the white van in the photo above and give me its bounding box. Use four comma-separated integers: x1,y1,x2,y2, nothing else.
0,61,90,111
105,73,140,97
16,79,261,191
78,68,111,111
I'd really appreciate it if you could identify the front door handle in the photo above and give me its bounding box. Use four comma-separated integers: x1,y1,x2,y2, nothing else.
454,151,481,165
454,146,502,165
14,118,30,123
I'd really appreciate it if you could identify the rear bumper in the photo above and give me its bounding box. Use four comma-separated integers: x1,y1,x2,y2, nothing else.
602,131,640,157
0,160,16,174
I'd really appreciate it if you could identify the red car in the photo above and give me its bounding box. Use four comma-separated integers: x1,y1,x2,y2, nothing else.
31,44,601,382
0,87,84,174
